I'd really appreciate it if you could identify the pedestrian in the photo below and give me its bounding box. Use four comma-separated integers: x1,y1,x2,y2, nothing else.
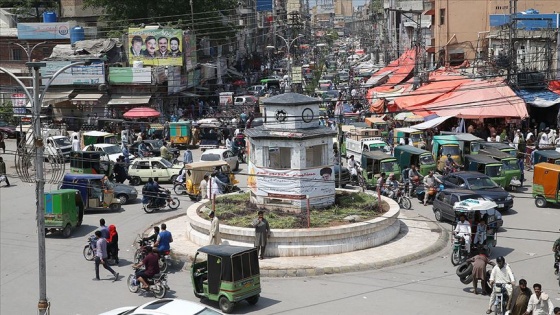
71,134,80,152
99,218,109,239
0,156,10,187
507,279,532,315
554,307,560,315
251,210,270,260
155,223,173,254
487,256,515,314
183,148,193,164
192,125,200,145
93,230,119,281
524,283,555,315
200,174,209,200
209,211,221,245
107,224,119,264
467,253,494,295
0,131,5,154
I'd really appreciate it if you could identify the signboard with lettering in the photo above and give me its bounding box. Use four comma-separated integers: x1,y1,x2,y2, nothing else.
40,61,106,85
17,22,70,40
108,67,152,84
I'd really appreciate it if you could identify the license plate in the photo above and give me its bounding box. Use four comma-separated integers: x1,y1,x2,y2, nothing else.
498,204,504,207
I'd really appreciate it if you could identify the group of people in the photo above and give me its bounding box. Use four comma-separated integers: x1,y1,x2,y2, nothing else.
133,223,173,290
92,219,120,281
142,177,167,207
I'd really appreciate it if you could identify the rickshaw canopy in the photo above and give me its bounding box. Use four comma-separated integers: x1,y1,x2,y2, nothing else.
453,199,498,212
534,149,560,162
196,245,260,283
479,147,514,160
185,161,229,183
533,163,560,198
362,151,395,161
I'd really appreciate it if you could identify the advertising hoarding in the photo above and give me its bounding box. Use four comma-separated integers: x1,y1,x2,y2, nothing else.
11,93,27,114
128,28,183,66
256,0,273,11
40,61,106,85
17,22,70,40
315,0,334,14
108,67,152,84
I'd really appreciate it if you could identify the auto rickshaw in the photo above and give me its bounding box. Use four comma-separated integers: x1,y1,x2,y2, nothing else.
432,137,462,172
394,127,425,148
44,189,84,237
479,141,517,157
394,145,436,176
479,147,522,190
169,121,192,148
533,149,560,165
81,131,117,147
198,123,222,151
533,162,560,208
364,117,389,137
69,151,113,177
452,199,500,263
191,245,261,313
360,151,401,188
463,154,507,188
59,174,121,211
183,161,239,201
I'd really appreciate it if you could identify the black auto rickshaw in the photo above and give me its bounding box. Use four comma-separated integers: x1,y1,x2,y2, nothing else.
533,149,560,165
191,245,261,313
394,145,436,176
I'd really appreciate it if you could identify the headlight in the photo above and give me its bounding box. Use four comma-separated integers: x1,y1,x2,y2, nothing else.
506,195,513,200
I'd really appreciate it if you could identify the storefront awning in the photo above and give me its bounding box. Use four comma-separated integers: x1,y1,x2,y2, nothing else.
27,89,74,108
71,93,104,105
107,94,152,106
515,89,560,108
410,116,453,130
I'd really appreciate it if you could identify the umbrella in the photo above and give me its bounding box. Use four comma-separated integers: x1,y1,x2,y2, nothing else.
123,107,160,119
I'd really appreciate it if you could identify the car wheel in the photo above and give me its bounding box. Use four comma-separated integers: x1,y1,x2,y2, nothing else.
130,177,141,186
117,194,128,205
535,197,547,208
434,209,443,222
170,175,177,183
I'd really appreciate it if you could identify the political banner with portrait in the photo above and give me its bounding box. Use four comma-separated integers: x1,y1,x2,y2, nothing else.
128,28,183,66
247,162,335,206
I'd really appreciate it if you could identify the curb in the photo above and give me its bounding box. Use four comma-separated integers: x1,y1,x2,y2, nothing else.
169,213,450,277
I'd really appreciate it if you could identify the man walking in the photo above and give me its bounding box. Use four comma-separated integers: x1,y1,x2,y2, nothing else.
93,230,119,281
183,148,193,164
524,283,554,315
209,211,221,245
508,279,531,315
252,210,270,259
0,157,10,187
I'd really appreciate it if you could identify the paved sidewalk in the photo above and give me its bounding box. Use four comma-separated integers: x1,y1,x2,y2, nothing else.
162,209,448,277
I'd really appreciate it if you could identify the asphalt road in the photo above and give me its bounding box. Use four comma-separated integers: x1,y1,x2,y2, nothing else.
1,139,560,315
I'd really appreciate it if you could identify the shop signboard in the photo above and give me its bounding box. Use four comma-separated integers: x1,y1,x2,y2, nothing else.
128,28,183,66
40,61,105,85
11,93,27,115
17,22,70,40
315,0,334,14
108,67,152,84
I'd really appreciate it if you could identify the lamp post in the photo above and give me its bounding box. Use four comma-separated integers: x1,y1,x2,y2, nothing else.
276,33,304,92
10,41,47,62
0,60,88,315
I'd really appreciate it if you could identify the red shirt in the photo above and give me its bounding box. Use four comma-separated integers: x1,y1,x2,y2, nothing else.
143,253,160,277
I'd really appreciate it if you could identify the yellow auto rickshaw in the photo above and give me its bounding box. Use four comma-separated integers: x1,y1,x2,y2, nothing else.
533,162,560,208
177,161,239,200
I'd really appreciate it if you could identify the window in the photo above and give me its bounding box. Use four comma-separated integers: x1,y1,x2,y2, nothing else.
268,147,291,169
306,145,326,168
11,48,23,61
439,9,445,25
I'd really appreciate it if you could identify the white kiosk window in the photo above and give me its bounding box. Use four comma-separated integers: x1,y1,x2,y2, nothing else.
306,144,326,168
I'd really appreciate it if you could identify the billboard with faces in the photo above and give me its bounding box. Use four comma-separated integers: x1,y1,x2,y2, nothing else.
128,28,183,66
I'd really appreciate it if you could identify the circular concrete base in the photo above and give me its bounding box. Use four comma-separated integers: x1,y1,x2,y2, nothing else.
185,195,401,257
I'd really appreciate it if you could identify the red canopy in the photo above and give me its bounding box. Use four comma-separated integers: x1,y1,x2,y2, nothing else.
123,107,160,119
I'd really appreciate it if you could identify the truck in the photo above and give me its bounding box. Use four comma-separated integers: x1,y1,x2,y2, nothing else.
343,127,391,161
25,128,73,161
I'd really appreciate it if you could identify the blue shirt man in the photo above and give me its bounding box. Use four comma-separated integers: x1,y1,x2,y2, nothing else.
183,149,193,164
156,223,173,252
99,218,109,239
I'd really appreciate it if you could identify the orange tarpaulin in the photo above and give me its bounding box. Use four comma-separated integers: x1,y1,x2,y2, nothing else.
369,99,385,113
368,49,416,92
423,80,528,119
393,75,471,111
550,80,560,95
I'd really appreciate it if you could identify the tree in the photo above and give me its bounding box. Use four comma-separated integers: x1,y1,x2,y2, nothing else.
0,0,59,22
82,0,239,42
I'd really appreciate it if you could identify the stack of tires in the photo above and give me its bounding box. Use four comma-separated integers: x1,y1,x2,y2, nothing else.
456,262,492,293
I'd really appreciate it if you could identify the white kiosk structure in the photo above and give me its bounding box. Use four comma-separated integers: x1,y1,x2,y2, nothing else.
245,93,337,210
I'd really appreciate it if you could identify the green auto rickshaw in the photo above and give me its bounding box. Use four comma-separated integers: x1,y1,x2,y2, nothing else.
360,151,401,188
81,131,118,147
480,142,517,157
394,127,425,149
432,137,462,173
191,245,261,313
394,145,436,176
533,149,560,165
479,147,522,190
44,189,84,238
169,121,192,148
464,154,507,188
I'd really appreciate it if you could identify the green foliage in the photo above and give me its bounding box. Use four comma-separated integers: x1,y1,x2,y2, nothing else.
0,0,58,21
82,0,239,42
209,192,385,229
0,102,15,123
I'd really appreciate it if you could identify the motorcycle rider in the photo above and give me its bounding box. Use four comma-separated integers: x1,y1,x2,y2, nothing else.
445,153,460,174
553,235,560,271
137,141,149,158
132,245,160,290
142,226,160,244
155,223,173,255
160,141,174,162
423,171,438,206
454,213,472,253
487,256,515,314
385,173,400,199
347,155,358,182
152,177,166,207
407,164,422,196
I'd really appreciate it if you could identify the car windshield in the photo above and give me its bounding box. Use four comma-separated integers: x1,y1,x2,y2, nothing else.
502,159,519,170
420,154,435,165
441,145,460,156
381,161,399,173
103,145,122,155
151,140,163,148
201,153,221,161
485,165,502,177
54,137,71,146
160,159,173,167
467,177,499,190
369,144,390,153
410,133,422,141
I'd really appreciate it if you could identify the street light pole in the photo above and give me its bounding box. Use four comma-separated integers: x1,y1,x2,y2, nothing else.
276,34,304,92
11,41,47,62
0,60,87,315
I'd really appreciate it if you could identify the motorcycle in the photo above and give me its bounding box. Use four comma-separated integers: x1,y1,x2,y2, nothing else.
451,233,470,266
173,178,186,196
492,283,508,315
133,235,170,273
142,189,180,213
83,234,118,264
381,184,412,210
127,267,168,299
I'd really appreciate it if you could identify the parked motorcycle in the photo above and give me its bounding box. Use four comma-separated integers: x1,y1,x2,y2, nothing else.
83,234,118,264
127,267,168,299
451,233,470,266
142,189,180,213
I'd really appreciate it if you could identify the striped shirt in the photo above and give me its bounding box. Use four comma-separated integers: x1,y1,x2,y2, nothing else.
96,237,108,259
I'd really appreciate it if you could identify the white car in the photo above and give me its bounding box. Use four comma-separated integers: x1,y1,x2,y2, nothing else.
83,143,133,163
99,298,223,315
200,148,239,171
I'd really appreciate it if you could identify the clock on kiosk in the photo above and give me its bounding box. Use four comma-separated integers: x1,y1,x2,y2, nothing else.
302,108,314,123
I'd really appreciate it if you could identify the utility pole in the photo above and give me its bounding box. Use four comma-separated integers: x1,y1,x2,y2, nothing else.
507,0,518,86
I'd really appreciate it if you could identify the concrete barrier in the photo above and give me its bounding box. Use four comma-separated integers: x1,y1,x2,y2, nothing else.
185,195,401,257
